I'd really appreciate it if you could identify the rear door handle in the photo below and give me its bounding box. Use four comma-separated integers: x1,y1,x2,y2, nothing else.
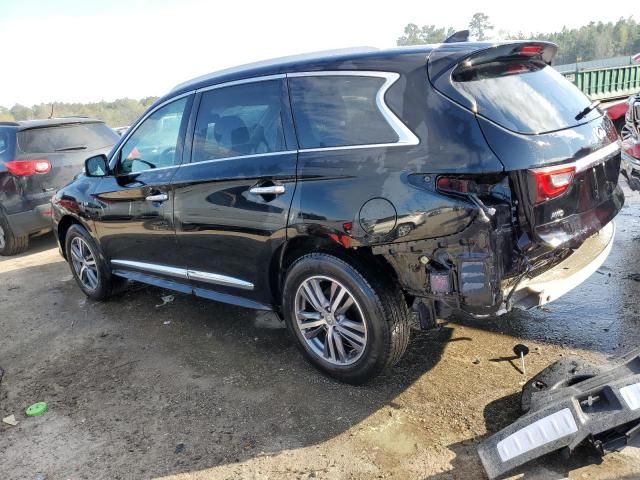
145,193,168,202
249,185,285,195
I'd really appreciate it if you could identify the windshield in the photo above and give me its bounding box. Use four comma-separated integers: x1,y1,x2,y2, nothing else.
452,60,601,134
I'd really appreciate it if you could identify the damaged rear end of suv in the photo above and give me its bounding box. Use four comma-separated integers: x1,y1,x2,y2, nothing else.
370,41,623,324
53,41,624,383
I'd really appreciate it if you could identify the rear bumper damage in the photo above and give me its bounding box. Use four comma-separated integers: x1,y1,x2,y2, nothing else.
373,218,615,319
503,220,615,312
478,347,640,479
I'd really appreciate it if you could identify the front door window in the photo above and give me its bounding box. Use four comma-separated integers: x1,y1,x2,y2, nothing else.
118,97,188,174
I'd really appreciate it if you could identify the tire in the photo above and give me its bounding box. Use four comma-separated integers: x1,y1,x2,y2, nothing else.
64,224,127,301
282,253,411,384
0,213,29,256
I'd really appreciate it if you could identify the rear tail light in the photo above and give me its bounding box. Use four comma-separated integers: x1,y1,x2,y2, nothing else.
623,139,640,159
436,176,471,193
530,165,576,203
5,159,52,176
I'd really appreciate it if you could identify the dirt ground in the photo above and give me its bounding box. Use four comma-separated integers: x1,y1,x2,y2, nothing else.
2,185,640,480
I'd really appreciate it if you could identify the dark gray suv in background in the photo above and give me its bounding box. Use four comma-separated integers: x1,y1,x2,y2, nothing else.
0,118,118,255
52,42,622,383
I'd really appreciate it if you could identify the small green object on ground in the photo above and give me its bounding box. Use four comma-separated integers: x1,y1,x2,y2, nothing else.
25,402,48,417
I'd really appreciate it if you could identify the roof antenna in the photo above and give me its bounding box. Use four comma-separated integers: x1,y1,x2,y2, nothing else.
48,104,54,119
444,30,470,43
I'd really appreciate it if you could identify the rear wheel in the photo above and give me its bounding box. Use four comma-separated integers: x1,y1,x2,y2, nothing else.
0,213,29,256
283,253,410,384
65,224,126,300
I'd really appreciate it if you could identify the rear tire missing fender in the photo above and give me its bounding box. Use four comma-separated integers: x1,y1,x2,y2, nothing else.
283,253,410,384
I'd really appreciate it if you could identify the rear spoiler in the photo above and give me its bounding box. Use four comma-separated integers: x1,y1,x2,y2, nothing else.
428,40,558,83
427,40,558,112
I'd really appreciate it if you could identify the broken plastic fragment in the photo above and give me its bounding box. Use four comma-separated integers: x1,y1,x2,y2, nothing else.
2,414,18,426
156,295,175,307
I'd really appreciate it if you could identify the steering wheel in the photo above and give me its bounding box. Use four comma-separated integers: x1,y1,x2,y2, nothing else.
133,159,156,169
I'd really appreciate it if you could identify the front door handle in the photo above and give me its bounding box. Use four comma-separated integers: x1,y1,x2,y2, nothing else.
145,193,168,202
249,185,285,195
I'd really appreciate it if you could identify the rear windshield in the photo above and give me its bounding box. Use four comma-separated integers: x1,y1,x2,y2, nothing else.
452,60,601,134
17,123,119,153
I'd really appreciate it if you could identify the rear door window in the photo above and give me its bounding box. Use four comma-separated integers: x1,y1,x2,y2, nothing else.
192,79,285,162
452,60,601,134
288,75,399,149
18,123,119,153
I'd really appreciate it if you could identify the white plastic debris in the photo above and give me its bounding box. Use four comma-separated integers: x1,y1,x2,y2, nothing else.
156,295,175,308
2,414,18,426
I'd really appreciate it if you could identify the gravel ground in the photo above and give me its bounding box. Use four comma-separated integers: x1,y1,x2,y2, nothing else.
1,185,640,480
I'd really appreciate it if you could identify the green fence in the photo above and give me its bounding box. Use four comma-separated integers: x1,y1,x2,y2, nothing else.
562,64,640,101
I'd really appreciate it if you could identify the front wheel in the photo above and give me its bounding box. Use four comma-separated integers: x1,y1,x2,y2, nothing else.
65,224,126,300
283,253,411,384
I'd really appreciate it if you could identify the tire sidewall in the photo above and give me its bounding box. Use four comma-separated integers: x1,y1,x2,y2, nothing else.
0,212,27,256
0,214,10,255
65,224,111,300
283,254,391,383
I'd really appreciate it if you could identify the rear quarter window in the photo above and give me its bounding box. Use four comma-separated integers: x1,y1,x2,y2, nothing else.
0,128,15,162
18,123,119,153
289,75,399,149
452,60,600,134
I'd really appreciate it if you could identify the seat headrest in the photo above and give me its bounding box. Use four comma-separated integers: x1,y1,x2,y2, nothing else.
213,115,249,149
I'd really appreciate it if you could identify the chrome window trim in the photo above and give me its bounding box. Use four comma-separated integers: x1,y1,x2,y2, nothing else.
108,91,195,170
111,259,254,290
107,151,298,174
287,70,420,152
183,150,297,168
109,70,420,171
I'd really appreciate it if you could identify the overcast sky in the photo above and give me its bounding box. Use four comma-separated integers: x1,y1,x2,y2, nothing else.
0,0,637,107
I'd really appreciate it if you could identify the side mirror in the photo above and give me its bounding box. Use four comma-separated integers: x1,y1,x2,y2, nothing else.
84,154,110,177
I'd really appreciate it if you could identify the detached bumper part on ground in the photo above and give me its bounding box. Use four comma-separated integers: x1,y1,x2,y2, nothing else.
478,347,640,479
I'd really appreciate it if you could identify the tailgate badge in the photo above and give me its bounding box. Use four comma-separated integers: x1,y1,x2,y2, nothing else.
551,209,564,220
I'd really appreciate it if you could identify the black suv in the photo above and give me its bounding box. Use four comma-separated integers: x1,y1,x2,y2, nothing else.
0,118,118,255
52,42,623,383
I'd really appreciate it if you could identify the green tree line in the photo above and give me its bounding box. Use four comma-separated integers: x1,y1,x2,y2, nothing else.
528,18,640,64
0,97,158,127
398,15,640,65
